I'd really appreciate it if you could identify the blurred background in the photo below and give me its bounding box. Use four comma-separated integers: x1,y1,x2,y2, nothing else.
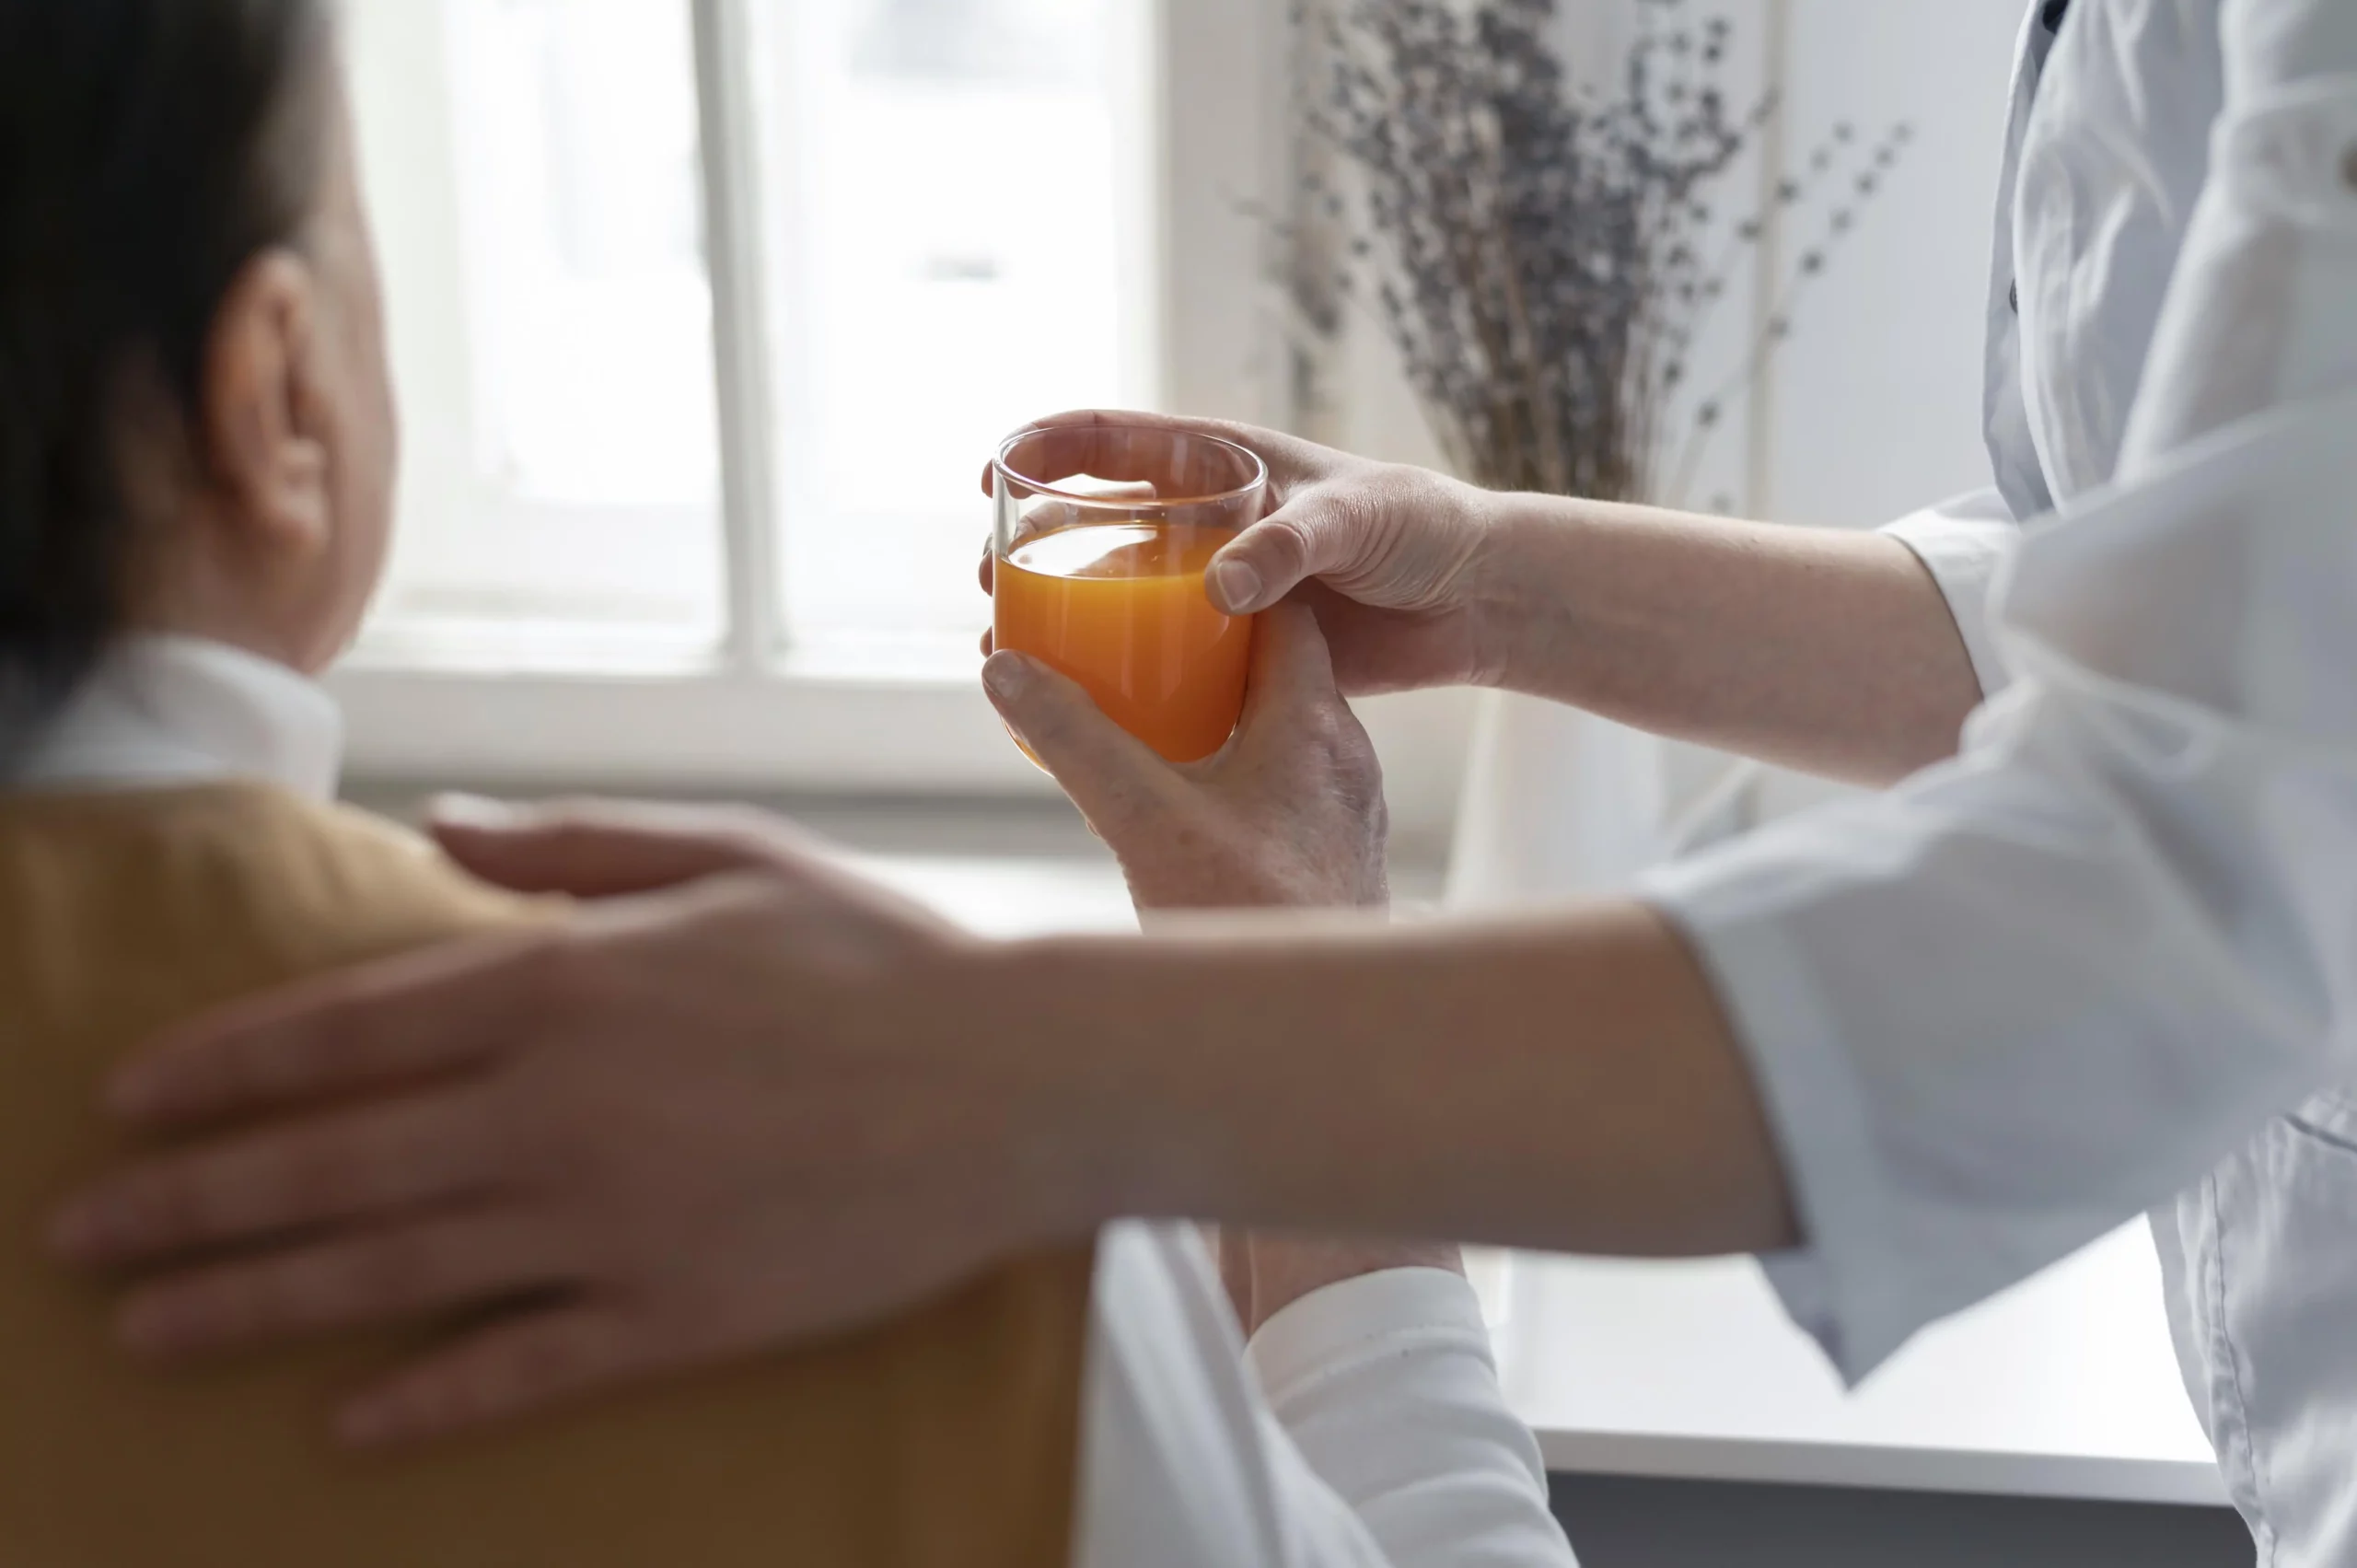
334,6,2245,1562
335,0,2007,844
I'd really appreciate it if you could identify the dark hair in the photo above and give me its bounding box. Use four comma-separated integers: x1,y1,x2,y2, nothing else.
0,0,330,767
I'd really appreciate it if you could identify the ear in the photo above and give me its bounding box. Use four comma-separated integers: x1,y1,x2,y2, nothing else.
198,249,332,562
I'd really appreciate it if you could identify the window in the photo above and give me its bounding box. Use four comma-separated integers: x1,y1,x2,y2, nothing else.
764,0,1159,668
342,0,1180,713
334,0,1457,820
350,0,725,656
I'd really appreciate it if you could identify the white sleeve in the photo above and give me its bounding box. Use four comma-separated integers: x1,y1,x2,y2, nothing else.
1248,1271,1573,1568
1641,1,2357,1384
1880,488,2022,698
1071,1225,1573,1568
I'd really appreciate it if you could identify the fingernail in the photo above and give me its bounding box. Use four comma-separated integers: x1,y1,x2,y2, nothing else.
981,652,1037,704
1209,559,1264,614
429,793,521,830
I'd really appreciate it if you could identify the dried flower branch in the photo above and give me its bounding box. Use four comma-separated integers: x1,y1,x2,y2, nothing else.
1293,0,1910,505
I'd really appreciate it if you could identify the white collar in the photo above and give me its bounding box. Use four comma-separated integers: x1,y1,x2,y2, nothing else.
12,634,344,803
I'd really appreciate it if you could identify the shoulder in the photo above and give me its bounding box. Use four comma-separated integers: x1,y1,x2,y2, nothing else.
0,781,555,959
0,783,554,1060
232,785,562,949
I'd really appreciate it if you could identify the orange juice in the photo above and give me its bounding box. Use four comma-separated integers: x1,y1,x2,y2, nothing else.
994,521,1255,763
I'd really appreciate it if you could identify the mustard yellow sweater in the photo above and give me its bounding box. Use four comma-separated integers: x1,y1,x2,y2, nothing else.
0,783,1090,1568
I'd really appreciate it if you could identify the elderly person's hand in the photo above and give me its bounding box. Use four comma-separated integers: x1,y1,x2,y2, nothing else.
983,600,1388,912
983,595,1470,1337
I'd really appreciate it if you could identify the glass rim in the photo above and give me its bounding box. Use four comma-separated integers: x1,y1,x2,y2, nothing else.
993,424,1270,511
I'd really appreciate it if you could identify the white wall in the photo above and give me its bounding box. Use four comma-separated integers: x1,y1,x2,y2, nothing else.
1764,0,2025,528
1320,0,2026,525
1307,1,2031,850
1736,1,2026,824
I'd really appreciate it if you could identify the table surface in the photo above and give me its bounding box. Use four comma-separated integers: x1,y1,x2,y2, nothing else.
872,850,2227,1509
1492,1236,2222,1505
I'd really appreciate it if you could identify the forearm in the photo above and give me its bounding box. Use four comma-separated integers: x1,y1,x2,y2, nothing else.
997,900,1796,1259
1469,495,1983,785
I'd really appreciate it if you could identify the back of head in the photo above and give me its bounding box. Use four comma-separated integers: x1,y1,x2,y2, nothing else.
0,0,327,767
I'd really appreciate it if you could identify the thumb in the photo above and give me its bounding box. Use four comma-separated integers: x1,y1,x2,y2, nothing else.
981,653,1171,833
1206,488,1372,616
429,796,813,899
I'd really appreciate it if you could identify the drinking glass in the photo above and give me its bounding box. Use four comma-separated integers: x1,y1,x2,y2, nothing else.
992,424,1269,763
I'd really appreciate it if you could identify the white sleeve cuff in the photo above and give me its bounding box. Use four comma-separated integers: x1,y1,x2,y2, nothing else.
1246,1268,1494,1404
1246,1267,1573,1568
1640,848,1913,1385
1882,493,2021,700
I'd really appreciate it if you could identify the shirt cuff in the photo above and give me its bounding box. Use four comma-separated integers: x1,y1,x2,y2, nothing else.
1246,1268,1492,1405
1639,850,1912,1385
1882,497,2021,700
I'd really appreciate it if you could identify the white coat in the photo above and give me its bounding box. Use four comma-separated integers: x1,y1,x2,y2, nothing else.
1641,3,2357,1560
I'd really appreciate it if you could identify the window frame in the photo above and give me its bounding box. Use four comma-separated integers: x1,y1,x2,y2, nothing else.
335,0,1295,800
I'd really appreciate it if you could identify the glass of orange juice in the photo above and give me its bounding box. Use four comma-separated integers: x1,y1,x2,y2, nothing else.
992,424,1269,764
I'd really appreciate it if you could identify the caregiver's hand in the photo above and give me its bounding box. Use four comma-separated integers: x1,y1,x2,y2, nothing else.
47,805,1089,1448
984,601,1387,911
983,411,1503,695
987,411,1988,787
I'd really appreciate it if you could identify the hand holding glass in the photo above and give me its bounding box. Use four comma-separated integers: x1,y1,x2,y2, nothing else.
991,426,1269,763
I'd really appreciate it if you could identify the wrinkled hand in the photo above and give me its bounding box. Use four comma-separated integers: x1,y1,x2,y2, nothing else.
982,411,1504,696
989,596,1453,1329
984,601,1388,912
49,804,1086,1448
